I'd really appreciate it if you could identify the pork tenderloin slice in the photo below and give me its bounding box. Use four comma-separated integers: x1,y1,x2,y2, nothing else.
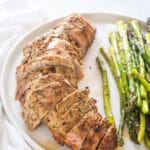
65,111,102,150
97,124,118,150
58,23,89,56
17,54,83,82
25,38,81,64
22,81,75,130
22,32,53,64
48,26,84,59
16,64,77,101
22,13,96,64
80,118,110,150
16,55,82,100
19,73,71,104
56,14,96,49
56,13,96,42
46,38,82,61
44,48,80,62
17,55,74,80
71,14,96,43
43,96,97,144
52,89,89,117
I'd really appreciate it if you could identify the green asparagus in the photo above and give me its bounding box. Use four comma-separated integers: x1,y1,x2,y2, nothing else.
96,57,115,124
98,17,150,148
144,133,150,148
132,69,150,92
130,20,149,115
138,113,146,143
100,47,125,145
117,20,140,143
117,21,136,95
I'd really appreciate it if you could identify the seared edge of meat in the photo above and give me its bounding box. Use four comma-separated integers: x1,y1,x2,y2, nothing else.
64,111,102,150
80,118,110,150
97,124,118,150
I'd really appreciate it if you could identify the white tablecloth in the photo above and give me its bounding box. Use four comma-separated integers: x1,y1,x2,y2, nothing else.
0,0,150,149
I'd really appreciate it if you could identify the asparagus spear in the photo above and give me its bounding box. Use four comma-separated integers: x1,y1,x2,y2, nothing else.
139,56,149,114
145,133,150,148
117,21,136,95
138,113,146,143
127,27,143,145
127,25,142,107
139,56,147,98
132,69,150,92
130,20,149,114
100,47,125,145
117,20,140,142
108,47,124,96
109,32,128,97
131,68,149,114
131,20,150,66
131,20,145,53
145,33,150,58
100,47,116,76
109,47,126,145
147,17,150,32
96,57,115,124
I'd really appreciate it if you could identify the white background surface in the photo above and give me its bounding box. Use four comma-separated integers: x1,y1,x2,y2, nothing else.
0,0,150,150
0,0,150,21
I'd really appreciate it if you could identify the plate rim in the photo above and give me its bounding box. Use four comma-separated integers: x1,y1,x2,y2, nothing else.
0,12,146,150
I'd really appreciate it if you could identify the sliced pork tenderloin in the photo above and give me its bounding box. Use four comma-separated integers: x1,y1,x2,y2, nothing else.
22,81,75,130
97,124,118,150
64,111,102,150
16,55,83,101
43,92,96,144
19,73,71,104
80,118,110,150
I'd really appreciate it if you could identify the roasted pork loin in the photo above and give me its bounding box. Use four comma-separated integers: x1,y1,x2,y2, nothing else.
16,13,117,150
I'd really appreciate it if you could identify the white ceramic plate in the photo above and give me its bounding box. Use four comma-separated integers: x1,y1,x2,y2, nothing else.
0,13,148,150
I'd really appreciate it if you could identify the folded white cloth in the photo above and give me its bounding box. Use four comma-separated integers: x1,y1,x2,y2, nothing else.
0,8,48,150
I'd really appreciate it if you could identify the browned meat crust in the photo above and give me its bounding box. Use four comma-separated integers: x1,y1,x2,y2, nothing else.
80,118,110,150
97,124,118,150
65,111,102,150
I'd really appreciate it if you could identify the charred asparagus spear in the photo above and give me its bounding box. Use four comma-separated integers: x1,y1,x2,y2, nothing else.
109,32,128,145
100,47,125,145
131,20,150,66
117,20,139,143
127,25,142,107
130,20,149,115
96,57,115,124
117,21,136,95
